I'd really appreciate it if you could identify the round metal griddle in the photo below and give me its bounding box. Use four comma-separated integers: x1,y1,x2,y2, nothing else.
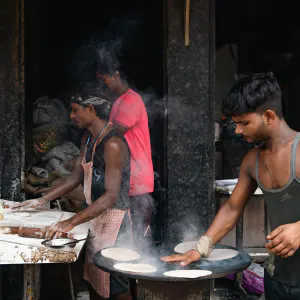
93,243,251,281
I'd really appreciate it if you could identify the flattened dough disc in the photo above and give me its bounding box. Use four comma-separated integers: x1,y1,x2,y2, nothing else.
164,270,212,278
101,248,140,261
202,249,238,261
114,263,157,273
174,241,197,254
174,242,238,261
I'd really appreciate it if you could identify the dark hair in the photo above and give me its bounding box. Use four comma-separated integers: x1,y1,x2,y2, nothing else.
222,72,283,119
70,82,112,120
95,47,120,76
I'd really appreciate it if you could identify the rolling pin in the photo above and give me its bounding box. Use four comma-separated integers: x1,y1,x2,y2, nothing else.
0,226,73,239
18,227,73,239
0,226,19,234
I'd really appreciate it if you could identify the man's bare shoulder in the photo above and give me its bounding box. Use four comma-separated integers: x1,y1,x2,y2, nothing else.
294,140,300,177
241,147,259,177
103,136,129,162
104,136,124,152
243,147,259,163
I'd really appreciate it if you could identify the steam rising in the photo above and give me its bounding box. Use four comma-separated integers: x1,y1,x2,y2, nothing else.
70,13,140,84
70,13,166,270
168,213,206,244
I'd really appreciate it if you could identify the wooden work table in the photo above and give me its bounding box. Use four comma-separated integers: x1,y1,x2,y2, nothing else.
0,199,89,299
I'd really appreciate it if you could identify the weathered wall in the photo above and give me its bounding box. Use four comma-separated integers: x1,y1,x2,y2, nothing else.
0,0,25,202
0,2,25,300
166,0,215,242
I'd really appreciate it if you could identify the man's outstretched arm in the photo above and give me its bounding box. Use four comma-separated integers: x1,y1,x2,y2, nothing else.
161,149,258,266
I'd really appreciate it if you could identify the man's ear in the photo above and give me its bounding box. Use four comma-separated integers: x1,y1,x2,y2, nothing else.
87,105,95,115
263,110,276,125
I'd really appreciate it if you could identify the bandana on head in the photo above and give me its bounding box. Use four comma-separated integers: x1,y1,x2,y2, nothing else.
71,95,109,106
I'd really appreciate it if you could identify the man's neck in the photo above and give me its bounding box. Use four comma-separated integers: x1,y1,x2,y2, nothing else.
115,82,129,97
265,121,297,151
87,118,107,140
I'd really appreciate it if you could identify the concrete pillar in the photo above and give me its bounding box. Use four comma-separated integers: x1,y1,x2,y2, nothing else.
0,0,25,202
137,0,216,298
0,1,25,299
166,0,215,243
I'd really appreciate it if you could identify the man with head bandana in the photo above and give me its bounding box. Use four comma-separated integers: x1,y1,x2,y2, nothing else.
12,86,134,300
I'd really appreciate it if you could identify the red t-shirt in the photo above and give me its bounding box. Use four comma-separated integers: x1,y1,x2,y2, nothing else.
109,89,154,196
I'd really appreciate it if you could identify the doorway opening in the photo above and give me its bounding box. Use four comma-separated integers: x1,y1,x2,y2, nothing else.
24,0,166,237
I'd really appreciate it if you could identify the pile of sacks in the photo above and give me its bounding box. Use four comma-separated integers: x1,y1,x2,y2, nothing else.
23,95,85,212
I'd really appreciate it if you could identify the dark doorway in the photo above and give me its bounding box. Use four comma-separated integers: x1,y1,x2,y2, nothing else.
24,1,166,299
216,0,300,131
24,0,166,237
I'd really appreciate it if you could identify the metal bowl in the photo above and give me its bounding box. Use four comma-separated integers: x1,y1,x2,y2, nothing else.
41,238,77,249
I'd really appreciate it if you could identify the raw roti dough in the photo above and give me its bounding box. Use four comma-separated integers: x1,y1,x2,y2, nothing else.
13,212,31,217
101,248,140,261
114,263,157,273
174,241,238,261
174,241,197,254
164,270,212,278
202,249,238,261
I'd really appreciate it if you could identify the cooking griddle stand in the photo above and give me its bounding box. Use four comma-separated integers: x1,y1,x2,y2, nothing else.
137,279,212,300
94,244,251,300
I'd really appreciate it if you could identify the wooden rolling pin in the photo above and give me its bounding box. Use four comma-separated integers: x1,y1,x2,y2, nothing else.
0,226,73,239
19,227,73,239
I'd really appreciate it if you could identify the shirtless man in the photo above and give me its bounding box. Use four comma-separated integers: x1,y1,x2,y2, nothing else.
162,73,300,299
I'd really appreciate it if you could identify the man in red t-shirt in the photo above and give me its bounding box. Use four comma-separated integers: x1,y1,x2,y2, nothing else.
96,64,154,245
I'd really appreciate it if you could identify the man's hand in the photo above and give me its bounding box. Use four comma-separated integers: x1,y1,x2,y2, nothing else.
10,198,48,211
265,222,300,258
44,219,74,240
161,250,201,266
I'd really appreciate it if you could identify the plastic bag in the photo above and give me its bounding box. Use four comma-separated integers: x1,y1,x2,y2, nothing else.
226,263,264,295
33,123,69,157
41,141,80,175
33,95,69,126
30,167,49,178
242,263,264,295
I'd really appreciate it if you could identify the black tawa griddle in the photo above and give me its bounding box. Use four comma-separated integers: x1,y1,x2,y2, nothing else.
93,243,252,281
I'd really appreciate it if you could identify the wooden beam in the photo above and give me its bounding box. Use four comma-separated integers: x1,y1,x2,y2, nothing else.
185,0,190,46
